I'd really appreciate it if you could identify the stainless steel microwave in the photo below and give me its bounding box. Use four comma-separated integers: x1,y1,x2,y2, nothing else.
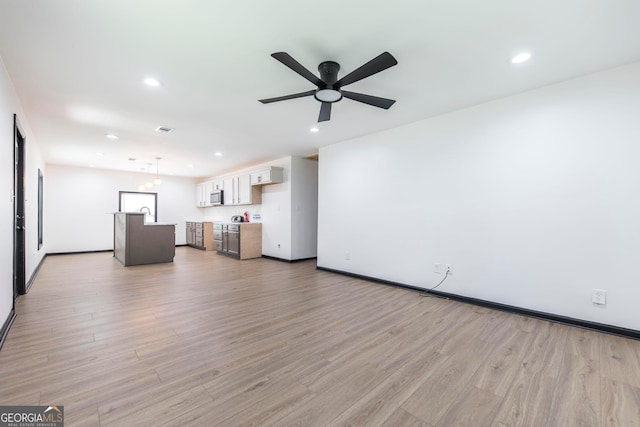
210,190,223,205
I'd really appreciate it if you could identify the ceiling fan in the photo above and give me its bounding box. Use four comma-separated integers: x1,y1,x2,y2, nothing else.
258,51,398,122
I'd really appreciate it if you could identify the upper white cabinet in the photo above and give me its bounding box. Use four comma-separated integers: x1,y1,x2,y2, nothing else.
195,182,207,207
204,181,213,200
250,167,284,186
223,174,260,205
211,179,223,191
196,180,214,207
197,166,279,207
237,174,252,205
222,177,235,204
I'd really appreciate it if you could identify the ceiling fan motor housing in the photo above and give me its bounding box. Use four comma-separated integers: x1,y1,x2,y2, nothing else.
315,61,342,103
318,61,340,85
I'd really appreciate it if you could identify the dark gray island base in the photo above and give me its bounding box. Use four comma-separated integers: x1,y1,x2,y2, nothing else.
113,212,176,266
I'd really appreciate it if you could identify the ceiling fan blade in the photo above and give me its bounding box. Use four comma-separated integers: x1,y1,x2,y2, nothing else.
318,102,332,122
271,52,325,87
258,90,316,104
341,91,396,109
334,52,398,89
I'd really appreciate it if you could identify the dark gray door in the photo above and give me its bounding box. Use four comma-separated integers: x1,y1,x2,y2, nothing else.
14,114,26,295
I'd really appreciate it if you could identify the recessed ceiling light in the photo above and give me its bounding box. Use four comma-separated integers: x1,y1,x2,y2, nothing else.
187,164,194,168
104,133,119,139
144,77,162,87
310,127,319,133
511,52,532,64
215,152,223,157
96,152,103,157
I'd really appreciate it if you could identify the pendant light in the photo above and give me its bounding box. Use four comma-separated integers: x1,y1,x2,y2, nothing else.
153,157,162,185
145,162,153,189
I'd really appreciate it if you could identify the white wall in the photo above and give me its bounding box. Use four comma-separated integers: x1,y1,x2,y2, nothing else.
256,157,293,259
0,55,46,328
291,157,318,259
318,61,640,331
45,165,201,252
0,57,16,328
24,123,46,282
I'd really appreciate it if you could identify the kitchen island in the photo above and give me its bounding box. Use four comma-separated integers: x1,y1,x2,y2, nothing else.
113,212,176,266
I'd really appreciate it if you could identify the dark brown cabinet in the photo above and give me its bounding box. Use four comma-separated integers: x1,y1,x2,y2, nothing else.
213,223,223,252
114,213,175,266
186,221,213,250
214,223,262,259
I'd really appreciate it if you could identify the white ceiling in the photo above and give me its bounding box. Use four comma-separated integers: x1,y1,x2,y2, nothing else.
1,0,639,178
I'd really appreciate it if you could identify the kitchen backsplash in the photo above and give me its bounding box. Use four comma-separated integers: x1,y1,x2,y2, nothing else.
200,204,262,223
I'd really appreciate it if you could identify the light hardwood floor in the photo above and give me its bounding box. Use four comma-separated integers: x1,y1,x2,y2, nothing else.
1,248,640,426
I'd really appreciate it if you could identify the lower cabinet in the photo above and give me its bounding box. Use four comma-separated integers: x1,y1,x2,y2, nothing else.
213,223,223,252
214,223,262,259
186,221,214,250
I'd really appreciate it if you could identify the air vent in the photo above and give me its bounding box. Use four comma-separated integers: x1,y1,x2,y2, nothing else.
155,126,174,134
128,157,136,161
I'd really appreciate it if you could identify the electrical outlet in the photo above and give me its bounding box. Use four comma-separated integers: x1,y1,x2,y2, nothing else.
446,264,453,274
345,252,351,260
592,289,606,305
434,263,442,274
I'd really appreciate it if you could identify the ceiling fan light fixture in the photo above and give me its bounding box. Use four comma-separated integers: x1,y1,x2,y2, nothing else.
314,89,342,103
